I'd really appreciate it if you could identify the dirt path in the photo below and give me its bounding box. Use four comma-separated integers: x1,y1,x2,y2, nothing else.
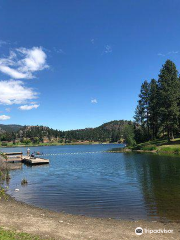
0,196,180,240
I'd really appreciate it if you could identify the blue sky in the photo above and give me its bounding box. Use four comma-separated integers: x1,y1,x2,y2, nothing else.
0,0,180,130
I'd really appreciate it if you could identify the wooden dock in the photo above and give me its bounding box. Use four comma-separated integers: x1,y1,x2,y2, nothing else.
4,152,23,163
2,152,49,165
23,156,49,165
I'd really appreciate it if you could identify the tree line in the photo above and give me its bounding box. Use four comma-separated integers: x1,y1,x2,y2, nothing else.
0,120,133,144
134,59,180,143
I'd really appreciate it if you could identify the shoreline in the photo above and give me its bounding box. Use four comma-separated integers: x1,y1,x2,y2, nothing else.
2,142,180,157
111,148,180,156
0,192,180,240
0,142,120,148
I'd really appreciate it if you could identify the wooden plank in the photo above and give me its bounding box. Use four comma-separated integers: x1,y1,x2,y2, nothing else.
5,152,22,155
4,152,23,162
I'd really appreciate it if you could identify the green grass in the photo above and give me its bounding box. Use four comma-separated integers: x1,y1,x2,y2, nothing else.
0,187,7,199
140,145,157,151
0,228,45,240
132,138,180,155
157,145,180,154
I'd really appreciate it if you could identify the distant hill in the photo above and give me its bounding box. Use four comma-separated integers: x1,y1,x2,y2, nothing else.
64,120,132,142
0,120,133,144
0,124,23,133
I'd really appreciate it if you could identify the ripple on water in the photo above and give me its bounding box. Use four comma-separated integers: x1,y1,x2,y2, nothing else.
2,144,180,221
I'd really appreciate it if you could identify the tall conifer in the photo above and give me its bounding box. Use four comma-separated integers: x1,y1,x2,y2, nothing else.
158,60,180,140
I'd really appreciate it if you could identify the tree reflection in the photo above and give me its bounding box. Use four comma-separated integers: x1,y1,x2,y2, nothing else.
123,153,180,221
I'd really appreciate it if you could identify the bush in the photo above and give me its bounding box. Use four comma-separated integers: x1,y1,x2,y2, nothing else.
123,124,136,147
141,145,157,151
1,142,7,146
0,187,7,199
0,155,10,181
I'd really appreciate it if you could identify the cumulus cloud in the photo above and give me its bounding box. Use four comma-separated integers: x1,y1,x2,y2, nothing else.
0,115,10,120
91,99,97,104
0,65,28,79
0,80,38,105
0,47,48,79
19,104,39,110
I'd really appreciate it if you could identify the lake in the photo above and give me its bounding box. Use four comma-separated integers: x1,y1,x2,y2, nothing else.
1,144,180,221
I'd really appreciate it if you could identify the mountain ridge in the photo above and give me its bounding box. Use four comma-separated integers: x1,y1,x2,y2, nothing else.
0,120,133,144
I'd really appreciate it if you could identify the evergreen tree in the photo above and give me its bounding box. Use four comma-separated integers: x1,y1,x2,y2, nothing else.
149,79,158,139
158,60,180,140
134,80,150,141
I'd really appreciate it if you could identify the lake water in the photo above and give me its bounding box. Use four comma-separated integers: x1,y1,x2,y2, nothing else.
1,144,180,221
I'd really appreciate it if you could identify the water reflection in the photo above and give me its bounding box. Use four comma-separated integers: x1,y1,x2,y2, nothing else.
1,145,180,221
123,153,180,221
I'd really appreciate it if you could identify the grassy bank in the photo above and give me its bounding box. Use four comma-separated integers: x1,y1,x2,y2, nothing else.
109,138,180,155
0,228,45,240
132,138,180,155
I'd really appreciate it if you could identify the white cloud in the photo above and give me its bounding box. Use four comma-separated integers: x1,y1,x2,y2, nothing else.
0,80,38,105
0,47,48,79
158,51,179,57
53,47,64,54
5,108,11,112
104,45,112,54
168,51,178,54
158,53,165,56
0,115,10,120
91,99,97,104
0,40,8,47
91,39,95,44
0,65,28,79
19,104,39,110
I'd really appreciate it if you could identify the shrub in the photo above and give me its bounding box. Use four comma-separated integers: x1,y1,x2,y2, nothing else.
141,145,157,151
1,142,7,146
0,155,9,181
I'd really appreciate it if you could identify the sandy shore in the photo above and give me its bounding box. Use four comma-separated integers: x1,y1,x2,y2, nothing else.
0,195,180,240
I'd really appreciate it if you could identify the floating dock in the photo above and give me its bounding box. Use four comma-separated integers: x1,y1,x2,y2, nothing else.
23,156,49,165
4,152,23,163
3,152,49,165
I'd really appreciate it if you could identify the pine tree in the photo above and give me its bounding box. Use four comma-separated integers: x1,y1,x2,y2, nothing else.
149,79,158,139
158,60,180,140
134,80,150,141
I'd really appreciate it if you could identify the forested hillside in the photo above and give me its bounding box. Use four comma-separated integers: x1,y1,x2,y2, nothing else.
0,120,133,145
0,124,23,133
